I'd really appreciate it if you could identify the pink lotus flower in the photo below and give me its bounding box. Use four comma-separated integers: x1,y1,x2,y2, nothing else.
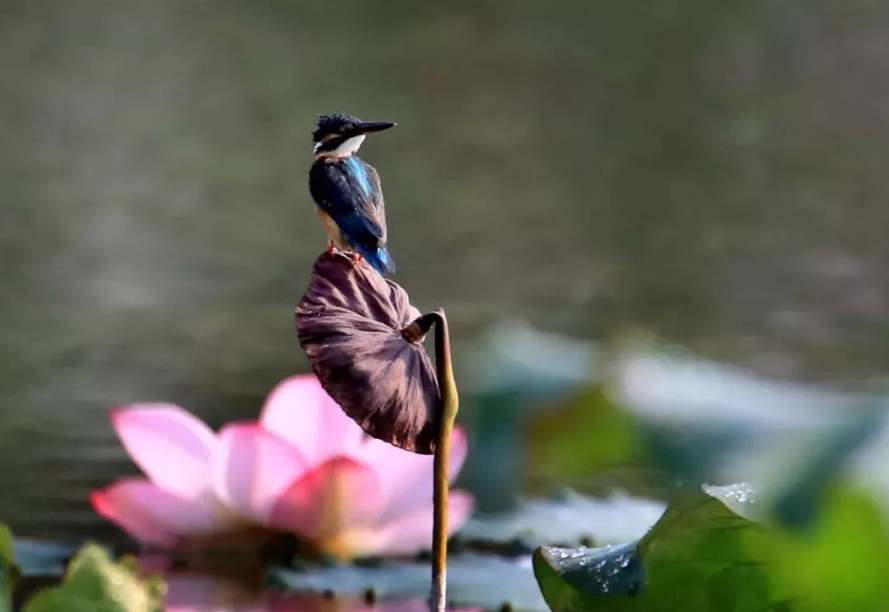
91,375,474,559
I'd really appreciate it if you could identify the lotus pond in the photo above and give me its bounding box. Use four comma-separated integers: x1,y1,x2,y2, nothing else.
5,329,889,611
5,0,889,610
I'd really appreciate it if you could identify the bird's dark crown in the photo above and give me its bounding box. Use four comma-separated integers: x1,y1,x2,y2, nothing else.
312,114,362,143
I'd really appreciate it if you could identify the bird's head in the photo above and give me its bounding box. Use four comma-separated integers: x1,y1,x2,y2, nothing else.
313,114,396,157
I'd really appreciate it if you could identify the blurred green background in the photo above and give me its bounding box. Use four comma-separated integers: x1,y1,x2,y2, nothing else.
2,0,889,542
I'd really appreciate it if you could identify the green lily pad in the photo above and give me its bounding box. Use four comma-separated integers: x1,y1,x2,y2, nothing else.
534,486,792,612
23,545,165,612
765,410,883,529
607,342,889,529
528,387,647,483
535,485,889,612
13,539,76,577
610,343,887,485
0,524,18,612
465,323,602,509
536,542,643,598
770,490,889,612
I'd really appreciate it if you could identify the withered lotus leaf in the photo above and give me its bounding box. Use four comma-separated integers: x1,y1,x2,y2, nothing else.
296,252,440,454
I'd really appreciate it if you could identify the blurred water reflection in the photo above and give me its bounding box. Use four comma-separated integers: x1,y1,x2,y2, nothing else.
161,570,476,612
3,0,889,541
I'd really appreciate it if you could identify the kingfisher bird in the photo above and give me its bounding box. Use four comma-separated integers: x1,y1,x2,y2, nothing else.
309,113,397,275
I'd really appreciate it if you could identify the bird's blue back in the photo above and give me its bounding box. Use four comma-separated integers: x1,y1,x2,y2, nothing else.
344,157,374,198
309,156,395,274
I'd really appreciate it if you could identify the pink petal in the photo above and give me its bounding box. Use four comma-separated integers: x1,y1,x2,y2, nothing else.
111,404,216,498
372,490,475,556
211,423,308,523
260,375,365,464
269,457,383,549
91,479,238,547
358,427,469,522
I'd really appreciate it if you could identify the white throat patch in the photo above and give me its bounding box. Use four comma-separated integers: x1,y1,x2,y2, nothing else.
334,134,365,156
315,134,364,157
314,134,366,156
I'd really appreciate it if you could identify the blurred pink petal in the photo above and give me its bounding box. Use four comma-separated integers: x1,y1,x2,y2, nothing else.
95,375,475,559
373,491,475,555
212,423,309,523
261,375,365,463
270,457,383,556
91,479,238,546
111,404,216,497
359,427,468,522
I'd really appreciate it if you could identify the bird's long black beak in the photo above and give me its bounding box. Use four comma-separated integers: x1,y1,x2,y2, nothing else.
356,121,396,134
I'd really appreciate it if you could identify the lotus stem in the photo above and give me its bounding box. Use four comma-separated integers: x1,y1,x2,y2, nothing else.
416,310,458,612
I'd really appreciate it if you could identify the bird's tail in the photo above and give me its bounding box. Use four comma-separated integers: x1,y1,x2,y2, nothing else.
361,246,396,275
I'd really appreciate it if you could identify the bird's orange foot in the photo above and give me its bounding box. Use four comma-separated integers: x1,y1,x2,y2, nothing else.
326,243,337,255
350,252,363,265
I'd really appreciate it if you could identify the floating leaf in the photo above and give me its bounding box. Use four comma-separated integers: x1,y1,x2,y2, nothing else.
533,486,792,612
536,542,643,598
535,485,889,612
467,321,599,399
528,387,646,482
464,324,605,508
13,539,76,577
461,490,664,549
765,411,882,529
771,490,889,612
611,343,868,423
610,343,885,480
296,251,440,454
703,482,759,521
23,545,165,612
0,524,17,612
608,342,889,526
271,553,547,612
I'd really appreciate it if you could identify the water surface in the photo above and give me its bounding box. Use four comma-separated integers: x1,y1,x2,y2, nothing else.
2,0,889,541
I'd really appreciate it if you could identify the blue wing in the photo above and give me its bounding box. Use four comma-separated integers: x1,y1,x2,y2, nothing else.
309,156,388,253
